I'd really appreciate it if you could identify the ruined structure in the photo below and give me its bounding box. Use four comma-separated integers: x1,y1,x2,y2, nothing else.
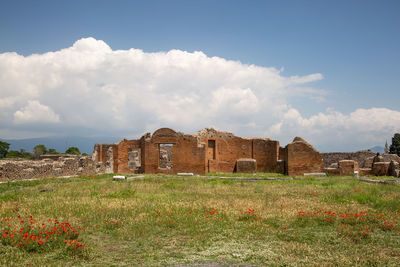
0,155,104,181
321,151,376,168
322,151,400,177
93,128,324,176
2,128,398,181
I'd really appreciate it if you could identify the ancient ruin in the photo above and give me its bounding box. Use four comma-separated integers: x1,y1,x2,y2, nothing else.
0,155,104,181
92,128,324,176
322,151,400,177
1,127,399,181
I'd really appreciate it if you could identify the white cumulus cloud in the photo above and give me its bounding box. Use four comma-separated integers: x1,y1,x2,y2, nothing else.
0,37,399,151
13,100,60,124
267,108,400,151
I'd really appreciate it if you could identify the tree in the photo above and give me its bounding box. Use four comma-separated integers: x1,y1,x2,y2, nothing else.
48,148,59,154
6,149,32,159
18,149,32,159
33,144,47,159
65,147,80,155
6,150,21,158
0,141,10,158
389,133,400,156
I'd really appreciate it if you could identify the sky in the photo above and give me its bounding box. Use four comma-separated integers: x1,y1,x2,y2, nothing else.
0,0,399,152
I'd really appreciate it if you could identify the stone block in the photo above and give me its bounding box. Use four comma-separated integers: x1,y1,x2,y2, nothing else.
372,162,390,176
113,175,126,180
338,160,359,176
304,172,326,176
236,158,257,173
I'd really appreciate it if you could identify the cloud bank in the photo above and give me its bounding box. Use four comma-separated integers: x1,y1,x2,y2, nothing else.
0,37,399,151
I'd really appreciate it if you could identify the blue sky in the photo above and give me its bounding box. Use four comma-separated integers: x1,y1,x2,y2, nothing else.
0,0,399,151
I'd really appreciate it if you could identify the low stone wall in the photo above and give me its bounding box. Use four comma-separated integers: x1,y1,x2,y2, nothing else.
0,156,106,181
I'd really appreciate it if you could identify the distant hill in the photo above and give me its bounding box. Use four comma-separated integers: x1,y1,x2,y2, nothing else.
369,146,384,153
0,136,123,154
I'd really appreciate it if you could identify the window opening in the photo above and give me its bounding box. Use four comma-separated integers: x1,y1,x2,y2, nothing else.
159,144,173,169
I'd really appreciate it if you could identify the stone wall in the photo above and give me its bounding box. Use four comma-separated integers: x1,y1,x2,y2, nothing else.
0,155,105,181
321,151,376,168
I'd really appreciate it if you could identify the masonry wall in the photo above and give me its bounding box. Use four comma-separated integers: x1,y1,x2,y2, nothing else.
284,137,324,175
0,156,104,181
252,139,280,172
93,143,117,173
115,139,142,174
142,128,206,174
195,129,280,173
321,151,376,168
94,128,324,176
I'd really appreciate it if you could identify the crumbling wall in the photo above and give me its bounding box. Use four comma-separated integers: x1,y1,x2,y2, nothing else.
195,129,280,173
321,151,376,168
284,137,324,175
196,129,251,173
383,154,400,164
93,128,328,176
115,139,142,174
143,128,206,174
0,156,104,181
93,143,117,174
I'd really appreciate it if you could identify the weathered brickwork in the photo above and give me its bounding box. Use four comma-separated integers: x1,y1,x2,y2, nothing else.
94,128,323,176
236,158,257,173
338,160,359,176
282,137,324,176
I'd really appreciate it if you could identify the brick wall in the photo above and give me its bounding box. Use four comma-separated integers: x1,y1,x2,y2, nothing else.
93,128,324,176
285,137,324,175
143,128,206,174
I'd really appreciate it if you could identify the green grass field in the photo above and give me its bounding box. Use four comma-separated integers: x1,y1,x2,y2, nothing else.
1,174,400,266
